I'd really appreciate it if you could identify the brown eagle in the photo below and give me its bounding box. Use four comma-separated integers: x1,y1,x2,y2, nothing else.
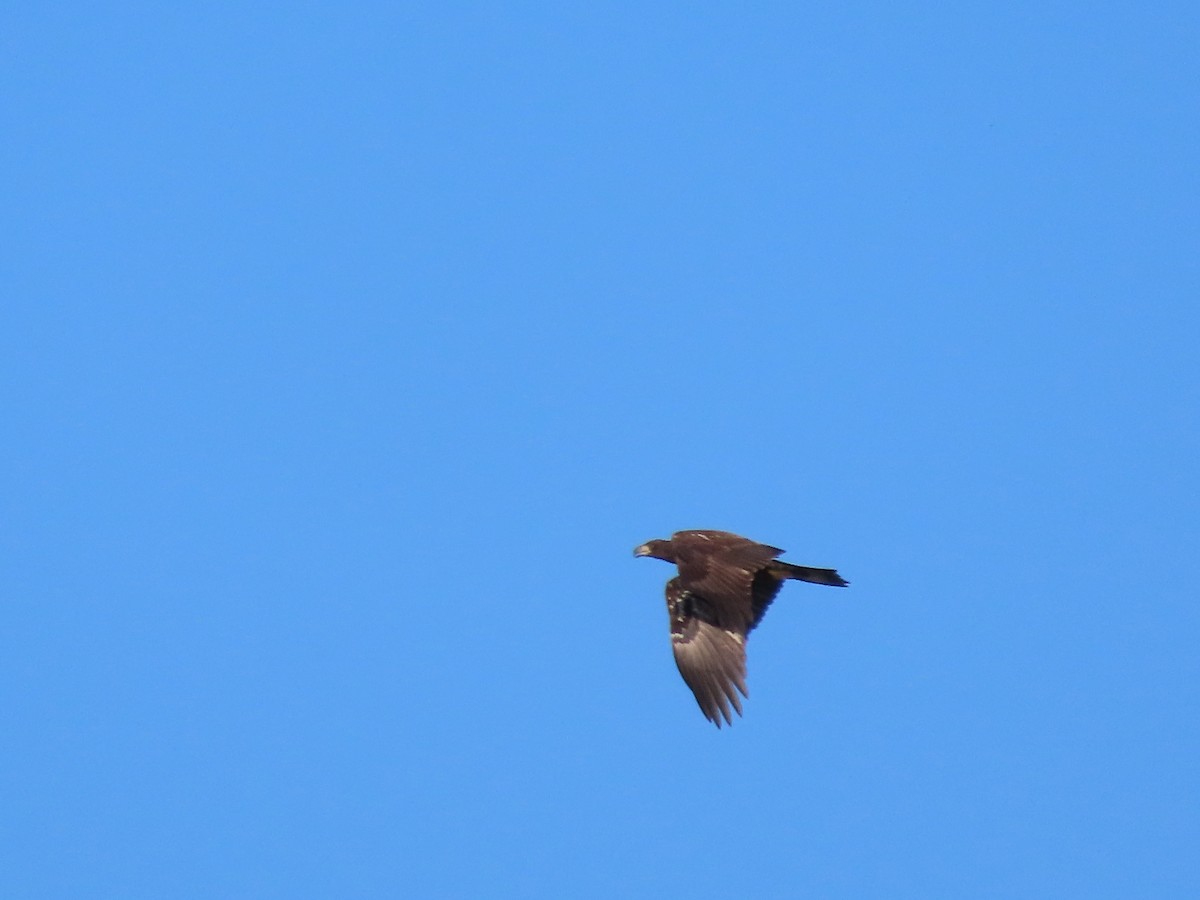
634,530,848,727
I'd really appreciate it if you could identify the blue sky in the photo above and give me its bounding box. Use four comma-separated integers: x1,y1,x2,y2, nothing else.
3,3,1197,897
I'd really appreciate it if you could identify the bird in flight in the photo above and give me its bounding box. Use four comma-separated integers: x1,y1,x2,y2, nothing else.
634,529,848,727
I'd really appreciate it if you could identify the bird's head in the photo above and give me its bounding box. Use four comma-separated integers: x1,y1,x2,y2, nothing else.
633,538,676,562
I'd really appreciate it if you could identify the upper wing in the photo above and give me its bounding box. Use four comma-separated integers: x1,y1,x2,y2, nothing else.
666,578,749,727
670,531,783,631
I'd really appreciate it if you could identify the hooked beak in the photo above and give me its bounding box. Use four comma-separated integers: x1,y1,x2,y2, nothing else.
633,544,651,558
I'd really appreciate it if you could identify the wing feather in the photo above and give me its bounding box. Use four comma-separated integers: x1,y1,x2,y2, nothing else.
666,579,749,727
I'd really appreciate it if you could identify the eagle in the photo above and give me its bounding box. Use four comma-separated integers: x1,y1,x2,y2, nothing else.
634,530,848,727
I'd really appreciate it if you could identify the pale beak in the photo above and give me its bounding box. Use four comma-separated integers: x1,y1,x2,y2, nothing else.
633,544,651,557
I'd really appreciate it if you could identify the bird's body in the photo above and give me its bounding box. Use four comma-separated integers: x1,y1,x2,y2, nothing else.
634,530,848,726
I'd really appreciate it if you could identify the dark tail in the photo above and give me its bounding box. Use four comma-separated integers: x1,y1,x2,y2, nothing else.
771,561,849,587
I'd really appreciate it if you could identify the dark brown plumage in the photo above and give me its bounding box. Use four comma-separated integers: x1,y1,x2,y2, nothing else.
634,530,848,727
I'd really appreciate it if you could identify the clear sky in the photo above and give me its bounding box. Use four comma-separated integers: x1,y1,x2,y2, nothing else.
3,3,1198,897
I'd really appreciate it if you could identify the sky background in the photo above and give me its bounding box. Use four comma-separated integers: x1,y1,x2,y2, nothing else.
3,3,1198,897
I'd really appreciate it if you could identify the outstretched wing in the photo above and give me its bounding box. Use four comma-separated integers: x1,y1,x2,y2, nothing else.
666,578,748,727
